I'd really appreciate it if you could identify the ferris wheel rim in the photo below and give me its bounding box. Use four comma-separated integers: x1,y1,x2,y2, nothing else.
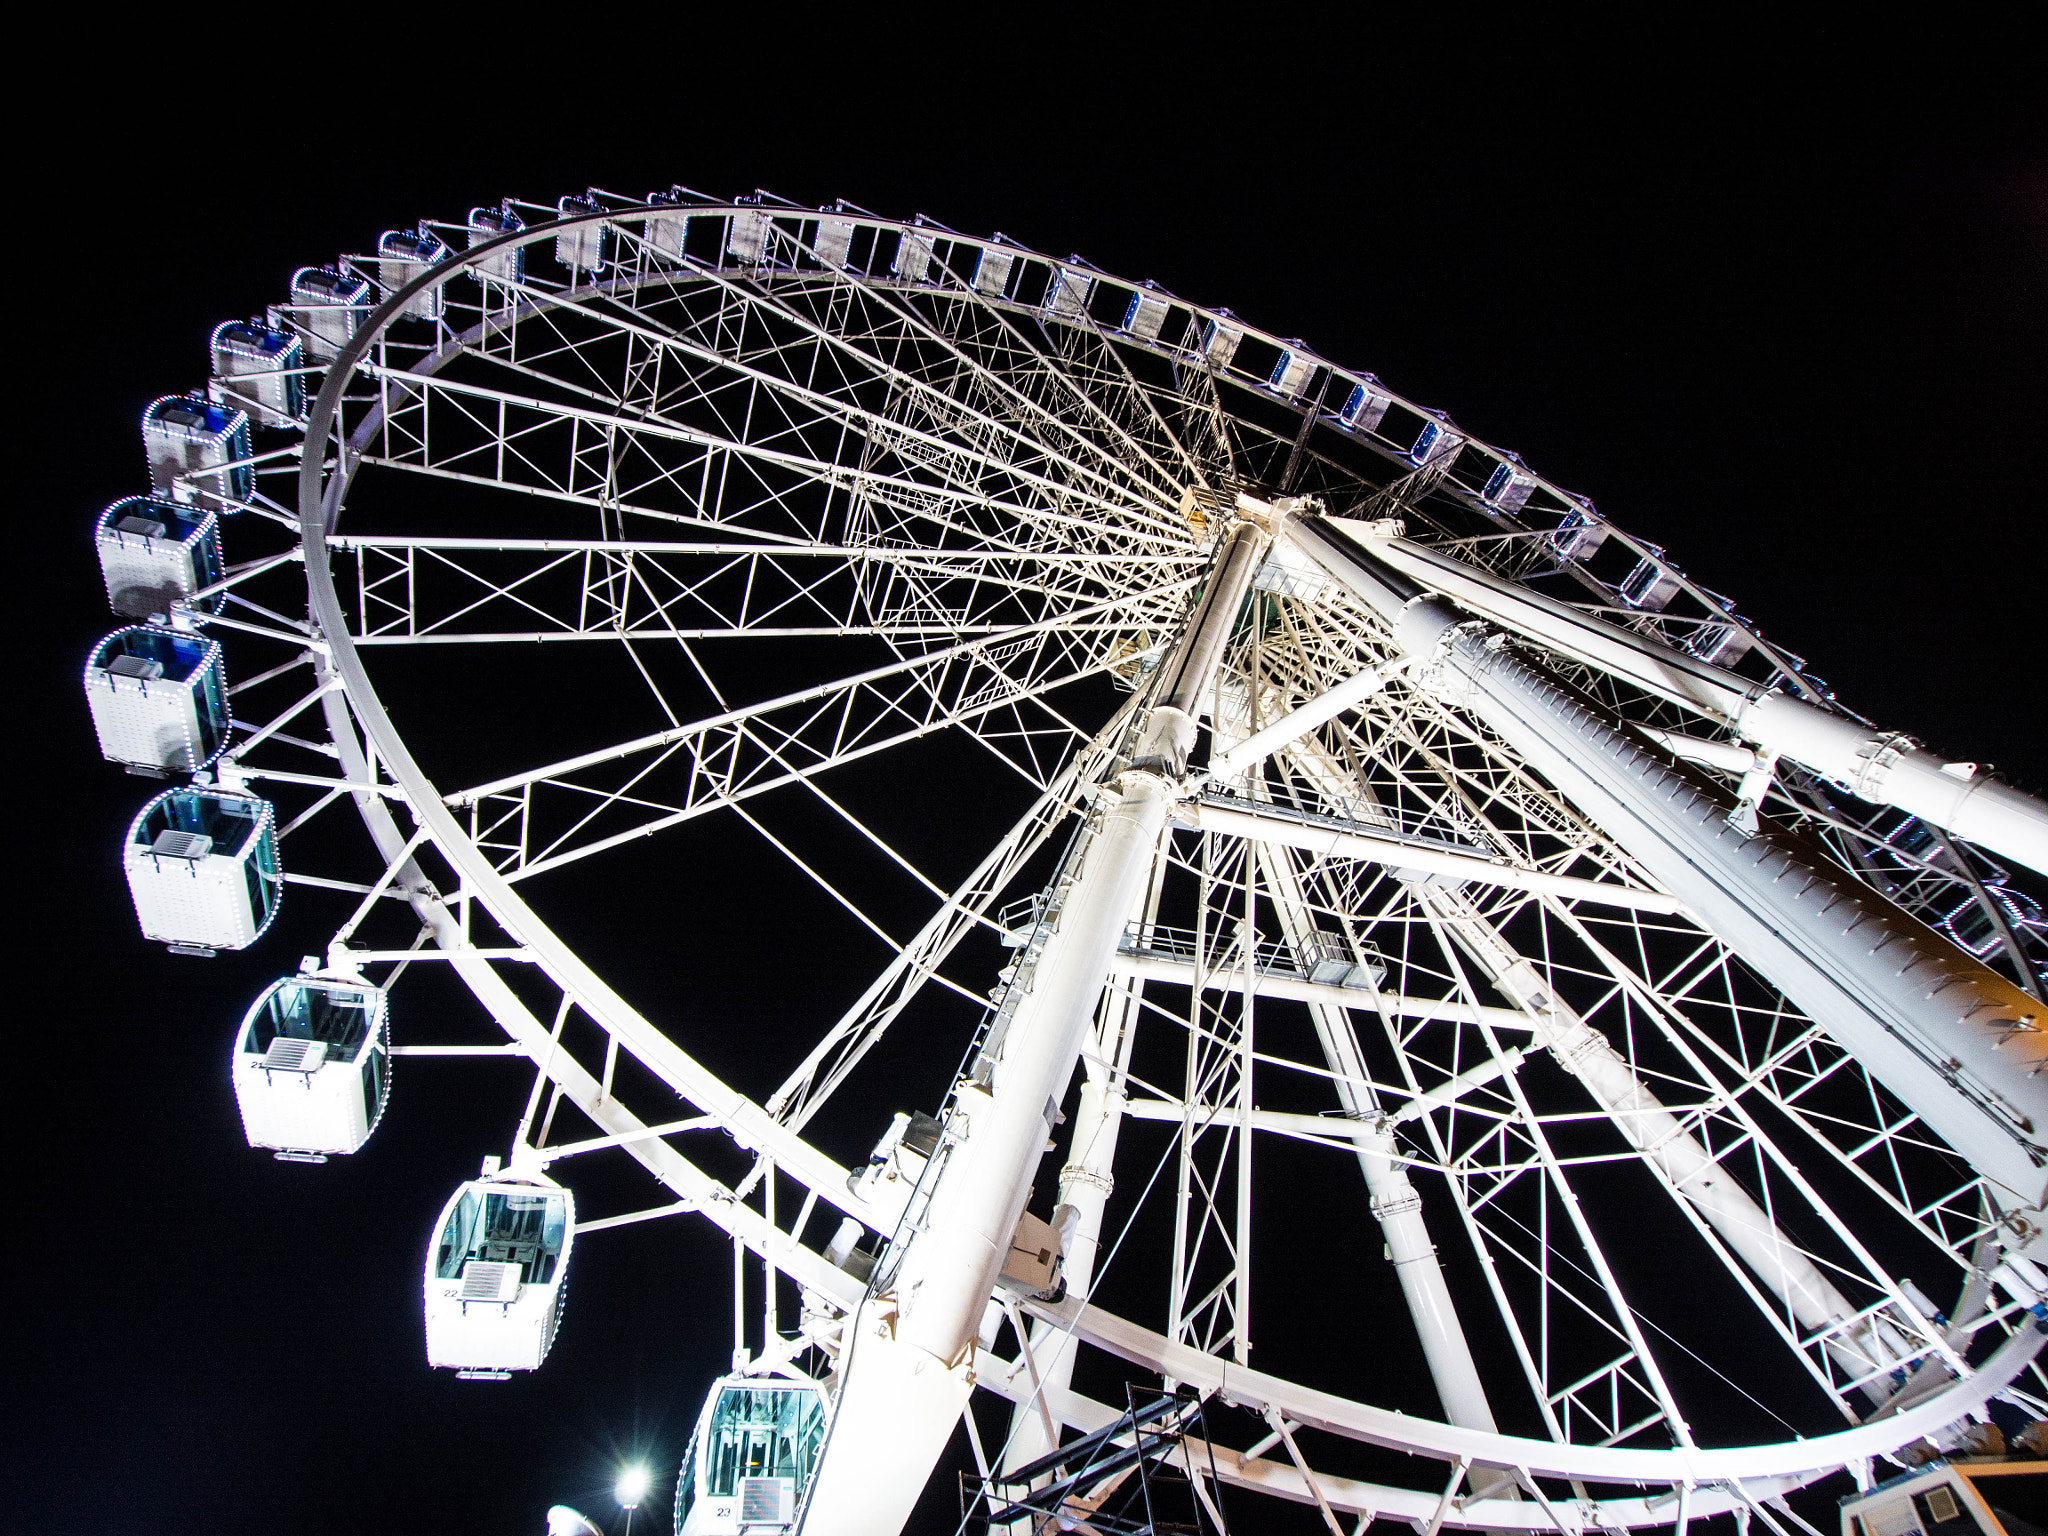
264,198,2039,1517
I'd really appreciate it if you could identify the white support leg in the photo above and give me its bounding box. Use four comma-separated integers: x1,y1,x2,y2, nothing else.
1000,856,1160,1471
801,520,1272,1535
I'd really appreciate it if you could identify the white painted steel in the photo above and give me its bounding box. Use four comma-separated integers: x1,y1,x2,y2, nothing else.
1739,692,2048,879
1294,519,2048,1243
803,522,1271,1533
1206,657,1505,1444
1192,798,1692,914
1415,883,1944,1401
999,870,1158,1472
117,190,2040,1535
1206,656,1409,781
1027,1292,2045,1483
1104,950,1534,1031
1357,526,2048,879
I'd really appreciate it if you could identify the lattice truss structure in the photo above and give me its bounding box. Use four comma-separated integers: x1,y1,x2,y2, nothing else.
112,186,2048,1534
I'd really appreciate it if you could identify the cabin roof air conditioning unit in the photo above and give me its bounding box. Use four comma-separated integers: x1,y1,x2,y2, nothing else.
108,654,165,681
739,1477,791,1523
460,1260,523,1302
263,1038,329,1073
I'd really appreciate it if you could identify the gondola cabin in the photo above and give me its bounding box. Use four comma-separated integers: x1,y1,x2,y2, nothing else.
85,626,230,773
142,394,252,510
467,205,526,285
123,788,280,952
424,1170,574,1376
209,321,306,427
377,228,449,322
673,1377,828,1535
232,977,390,1160
95,497,224,620
285,266,373,362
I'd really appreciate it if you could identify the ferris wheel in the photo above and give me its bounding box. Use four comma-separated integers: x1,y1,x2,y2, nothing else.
85,185,2048,1536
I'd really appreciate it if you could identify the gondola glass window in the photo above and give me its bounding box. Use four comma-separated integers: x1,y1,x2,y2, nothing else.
435,1187,570,1287
232,978,390,1159
675,1379,827,1533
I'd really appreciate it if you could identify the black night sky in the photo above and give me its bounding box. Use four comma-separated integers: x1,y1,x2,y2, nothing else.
16,25,2045,1536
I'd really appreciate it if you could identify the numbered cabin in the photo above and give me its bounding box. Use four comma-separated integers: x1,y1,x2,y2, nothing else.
424,1170,574,1376
674,1377,828,1535
95,498,224,620
143,395,252,510
123,788,280,952
233,977,390,1160
85,626,229,773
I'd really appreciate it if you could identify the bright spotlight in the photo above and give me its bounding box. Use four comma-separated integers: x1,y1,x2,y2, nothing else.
615,1464,651,1510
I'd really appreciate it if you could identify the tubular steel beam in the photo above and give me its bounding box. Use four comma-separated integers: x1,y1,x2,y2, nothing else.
1291,517,2048,1249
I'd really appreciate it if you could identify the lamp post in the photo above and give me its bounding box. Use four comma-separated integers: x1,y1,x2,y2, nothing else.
614,1465,650,1536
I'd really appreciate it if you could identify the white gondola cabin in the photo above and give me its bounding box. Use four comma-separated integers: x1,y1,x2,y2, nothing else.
123,787,280,952
94,497,224,620
467,204,526,285
1340,376,1392,434
642,192,690,261
232,977,390,1159
1620,553,1683,611
672,1377,828,1535
377,227,449,322
209,321,306,427
556,194,606,274
144,395,252,510
1408,414,1464,468
285,266,372,362
1550,502,1610,562
424,1169,574,1376
85,625,230,773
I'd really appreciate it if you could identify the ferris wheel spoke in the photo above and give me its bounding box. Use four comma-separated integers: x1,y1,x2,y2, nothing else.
458,624,1154,885
765,709,1130,1130
501,272,1191,522
358,364,1176,555
470,272,1186,533
118,190,2047,1532
613,240,1193,500
331,532,1193,647
813,260,1203,504
355,389,1185,578
471,306,1165,542
1034,310,1213,486
443,572,1190,806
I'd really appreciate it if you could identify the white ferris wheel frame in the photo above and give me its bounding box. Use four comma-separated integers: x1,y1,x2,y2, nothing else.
132,188,2048,1532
